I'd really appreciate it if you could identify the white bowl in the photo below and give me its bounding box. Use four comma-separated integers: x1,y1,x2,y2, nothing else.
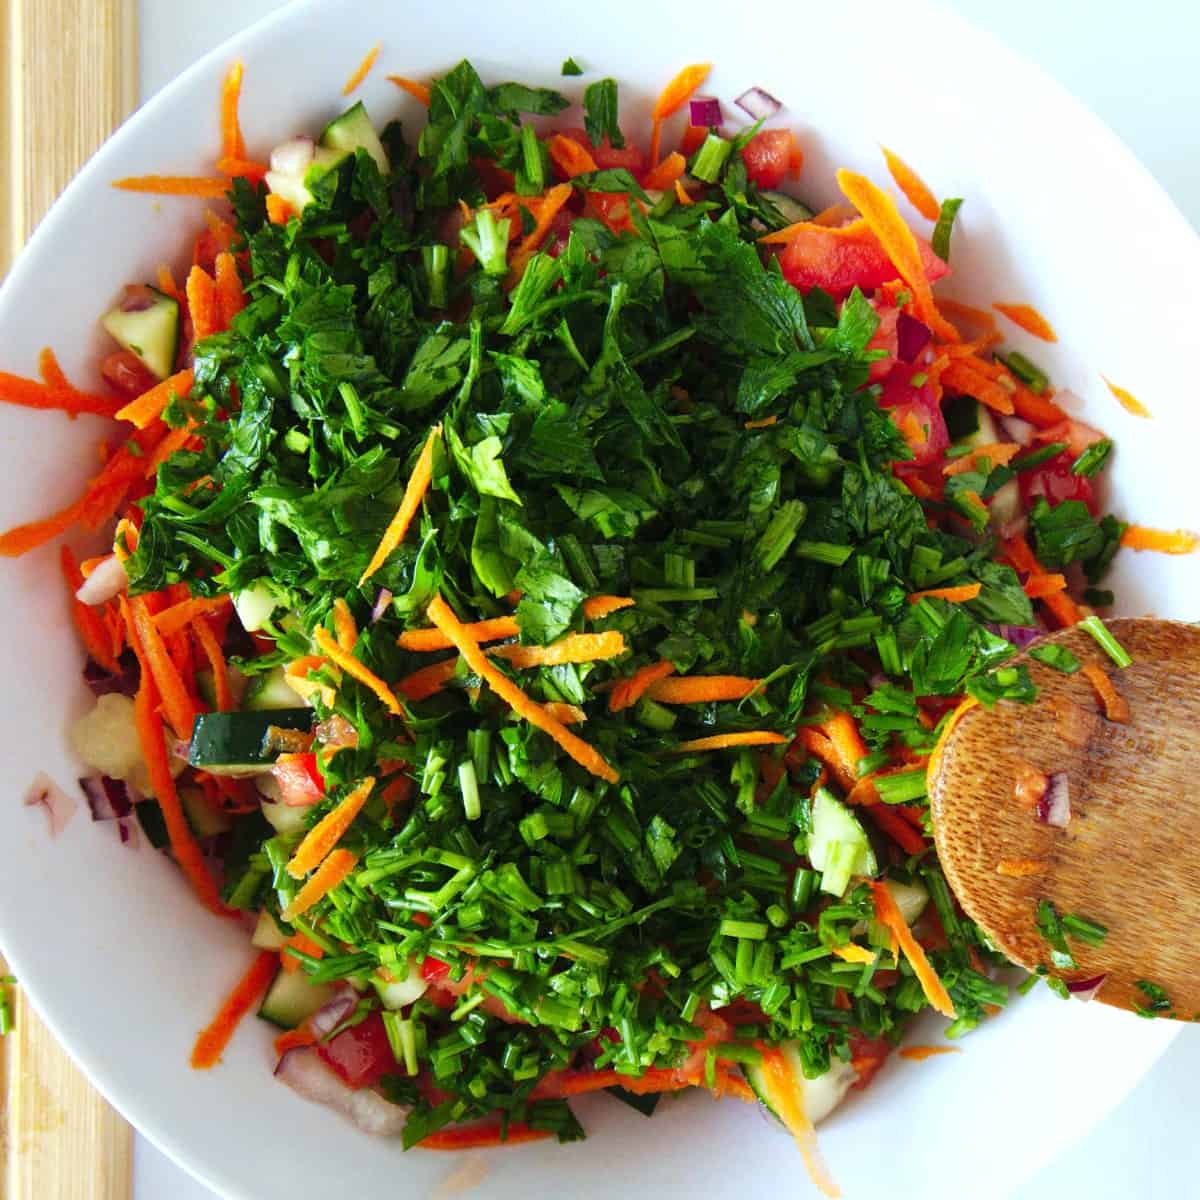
1,1,1197,1197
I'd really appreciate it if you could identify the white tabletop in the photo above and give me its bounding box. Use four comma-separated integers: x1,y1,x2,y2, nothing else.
133,2,1200,1195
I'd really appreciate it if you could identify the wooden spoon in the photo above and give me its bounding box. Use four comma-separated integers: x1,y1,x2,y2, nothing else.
929,617,1200,1019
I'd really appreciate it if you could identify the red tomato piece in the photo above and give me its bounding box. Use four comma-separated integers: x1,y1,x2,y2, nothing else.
561,128,645,173
780,222,949,297
878,367,949,468
741,129,800,190
315,1013,399,1089
848,1034,893,1090
100,350,161,399
419,955,451,983
271,752,324,807
866,298,900,383
1019,450,1097,514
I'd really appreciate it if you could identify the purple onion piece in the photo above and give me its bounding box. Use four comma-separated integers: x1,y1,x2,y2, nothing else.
307,987,359,1039
896,313,932,363
735,86,782,121
79,775,135,821
24,772,77,837
370,588,394,625
689,96,722,128
118,817,139,847
275,1047,407,1136
1036,772,1071,828
998,415,1036,447
83,650,140,698
1065,974,1107,1002
222,611,257,659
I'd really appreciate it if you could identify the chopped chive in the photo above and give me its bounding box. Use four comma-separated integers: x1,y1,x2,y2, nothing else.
1012,442,1068,472
1029,644,1080,674
634,587,719,603
931,197,963,261
998,351,1050,394
794,540,853,566
1077,615,1132,668
421,244,449,309
874,769,928,805
458,761,481,821
519,124,545,193
689,133,733,183
1071,438,1113,478
1061,912,1108,947
719,919,769,940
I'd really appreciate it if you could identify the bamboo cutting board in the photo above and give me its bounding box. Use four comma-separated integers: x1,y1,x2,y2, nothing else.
0,1,139,1196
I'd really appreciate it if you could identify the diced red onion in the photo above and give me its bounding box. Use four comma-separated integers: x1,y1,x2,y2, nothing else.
1036,772,1071,828
275,1048,408,1136
734,86,782,121
75,555,128,606
369,588,394,625
307,987,359,1039
989,624,1042,650
24,772,77,837
270,136,315,175
896,313,932,363
79,775,137,821
689,96,722,128
83,652,140,698
118,817,139,847
998,416,1036,447
1065,974,1107,1002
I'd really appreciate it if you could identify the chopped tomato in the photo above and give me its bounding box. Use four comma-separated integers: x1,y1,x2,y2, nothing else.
1034,419,1106,459
1019,450,1097,515
100,350,161,399
315,1013,399,1089
587,192,636,234
271,752,324,806
741,129,801,190
419,955,451,983
866,299,900,383
878,366,949,468
561,127,645,173
780,222,949,297
848,1034,892,1090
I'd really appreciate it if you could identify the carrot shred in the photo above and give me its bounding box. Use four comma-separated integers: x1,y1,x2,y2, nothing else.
907,583,981,604
265,194,294,225
285,777,375,879
417,1120,552,1151
836,168,957,343
582,595,635,620
1012,760,1048,809
809,202,858,228
870,880,956,1018
60,546,120,672
427,594,618,783
219,61,247,162
399,615,520,652
396,657,460,702
36,346,72,394
993,302,1057,342
1081,663,1131,724
1099,375,1151,419
187,266,221,340
190,951,277,1069
940,359,1014,416
343,42,381,95
112,175,231,198
1009,384,1068,429
866,804,928,856
673,731,788,754
898,1045,961,1062
113,368,195,429
359,424,441,586
925,697,978,795
1023,573,1067,599
644,675,761,704
284,848,359,921
332,597,359,653
759,1048,839,1198
509,182,574,279
192,616,233,712
673,179,694,207
547,133,598,179
1120,524,1197,554
642,152,687,191
881,146,940,221
214,252,247,328
491,630,626,670
143,421,197,478
995,858,1048,877
0,367,123,419
312,627,404,716
387,75,431,106
942,442,1020,476
1001,534,1082,628
937,299,996,331
610,659,677,713
831,943,876,964
128,595,199,739
153,595,229,637
744,415,778,429
652,63,713,121
819,710,870,786
273,1026,318,1056
280,931,324,973
216,156,268,180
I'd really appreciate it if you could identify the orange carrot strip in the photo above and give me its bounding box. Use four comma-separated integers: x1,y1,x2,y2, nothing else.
190,951,277,1069
759,1048,838,1199
652,63,713,121
60,546,120,672
898,1045,961,1062
907,583,982,604
542,702,586,725
870,880,956,1018
359,424,441,586
279,932,324,974
673,179,694,207
995,858,1048,877
881,146,940,221
214,252,247,328
642,152,687,191
942,443,1020,476
387,75,431,106
1101,376,1151,419
399,616,519,652
154,595,230,637
343,42,381,95
332,597,359,653
837,168,957,343
810,202,858,228
187,266,221,340
37,346,73,394
313,627,403,716
492,630,626,670
284,848,359,920
285,778,375,879
1001,535,1082,628
113,176,230,198
427,595,618,783
831,943,877,964
1023,573,1067,599
583,595,635,620
113,368,195,429
155,264,183,301
744,415,778,429
1010,385,1068,429
610,659,677,713
192,616,233,712
265,194,294,225
940,360,1014,416
993,302,1057,342
144,421,197,478
937,299,997,331
397,657,459,702
509,182,574,279
672,731,788,753
1081,663,1130,724
418,1121,552,1151
273,1027,318,1055
1120,524,1197,554
129,594,199,738
216,156,268,180
219,61,247,160
644,675,761,704
0,368,124,418
925,697,978,794
866,804,928,856
547,133,598,179
818,710,870,786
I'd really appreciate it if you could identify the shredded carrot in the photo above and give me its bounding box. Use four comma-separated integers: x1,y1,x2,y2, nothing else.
870,880,956,1018
281,932,325,973
1023,573,1067,600
36,346,73,394
993,302,1057,342
113,368,194,429
312,627,404,716
219,61,247,162
113,175,231,198
214,252,247,328
819,710,870,787
60,546,120,672
190,951,277,1069
649,63,711,167
809,202,857,228
907,583,982,605
673,731,789,754
265,194,294,225
831,943,877,964
610,659,677,713
216,156,268,180
192,616,233,712
866,805,928,856
940,359,1015,416
1096,375,1151,419
1081,663,1130,724
343,41,381,95
547,133,598,179
642,152,687,191
397,657,460,702
925,696,978,794
1013,760,1048,809
1120,524,1197,554
673,179,694,207
427,595,618,783
492,630,626,670
995,858,1048,877
273,1027,318,1056
332,597,359,653
509,182,574,279
898,1045,961,1062
583,595,635,620
1001,534,1082,628
399,615,518,652
153,595,229,637
942,443,1020,476
284,848,359,921
285,777,375,879
644,675,760,705
744,415,778,429
128,595,199,738
836,168,957,342
542,702,587,725
1009,385,1068,429
187,266,221,340
938,299,996,331
759,1048,839,1198
0,367,124,419
418,1120,552,1151
143,421,197,478
387,75,431,106
881,146,940,221
359,424,441,586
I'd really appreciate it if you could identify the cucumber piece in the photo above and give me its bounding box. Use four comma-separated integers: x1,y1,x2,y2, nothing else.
264,167,314,215
762,191,814,225
179,784,233,838
187,709,314,776
807,787,877,897
988,478,1020,531
261,797,309,835
884,878,929,926
245,666,303,712
100,288,180,380
962,405,1000,451
234,581,284,633
195,666,248,710
319,101,389,175
745,1045,857,1126
371,961,428,1010
251,909,288,951
258,967,335,1030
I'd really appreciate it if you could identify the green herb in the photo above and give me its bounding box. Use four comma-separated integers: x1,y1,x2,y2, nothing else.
690,133,733,183
1029,644,1081,674
1133,979,1172,1018
1034,900,1077,971
931,197,963,261
1071,439,1113,478
1060,912,1108,947
1077,615,1132,668
1012,442,1068,473
583,78,624,148
997,351,1049,394
561,58,583,77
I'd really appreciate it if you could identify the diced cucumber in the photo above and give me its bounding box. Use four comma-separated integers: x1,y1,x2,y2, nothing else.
195,666,248,710
251,909,288,951
371,961,428,1010
806,788,877,897
187,709,314,776
179,784,233,838
962,404,1000,451
320,101,389,175
264,167,314,214
261,797,309,835
101,288,180,380
245,666,303,711
234,581,284,633
762,191,814,225
884,878,929,926
744,1044,857,1126
258,967,335,1030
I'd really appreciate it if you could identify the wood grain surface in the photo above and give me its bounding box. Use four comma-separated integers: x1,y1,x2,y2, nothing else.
931,618,1200,1018
0,1,138,1195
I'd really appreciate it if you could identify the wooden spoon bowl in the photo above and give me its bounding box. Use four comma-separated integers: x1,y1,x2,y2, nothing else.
929,618,1200,1018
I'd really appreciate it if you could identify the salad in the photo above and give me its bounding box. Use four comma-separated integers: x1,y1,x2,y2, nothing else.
1,52,1191,1192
